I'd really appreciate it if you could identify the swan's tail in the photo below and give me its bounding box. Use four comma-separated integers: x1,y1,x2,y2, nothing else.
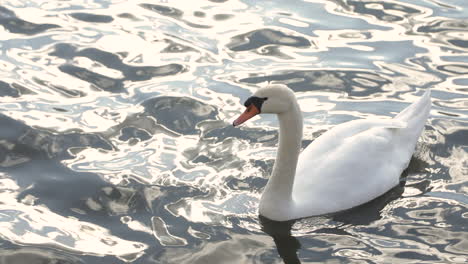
393,89,431,155
395,89,431,123
395,89,431,122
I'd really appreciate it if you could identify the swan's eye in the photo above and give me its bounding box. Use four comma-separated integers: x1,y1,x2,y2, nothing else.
243,96,267,112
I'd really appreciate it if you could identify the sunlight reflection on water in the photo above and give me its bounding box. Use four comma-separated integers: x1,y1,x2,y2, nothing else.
0,0,467,263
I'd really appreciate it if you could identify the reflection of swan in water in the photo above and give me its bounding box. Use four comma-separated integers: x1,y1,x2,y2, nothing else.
233,84,430,221
259,215,301,264
260,180,406,264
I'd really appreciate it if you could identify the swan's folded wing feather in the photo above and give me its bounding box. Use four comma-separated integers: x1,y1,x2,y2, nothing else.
293,124,403,215
288,92,429,218
296,119,406,167
385,120,407,129
296,122,398,179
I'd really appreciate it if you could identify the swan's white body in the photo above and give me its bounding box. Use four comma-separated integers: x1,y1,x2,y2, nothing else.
235,85,431,221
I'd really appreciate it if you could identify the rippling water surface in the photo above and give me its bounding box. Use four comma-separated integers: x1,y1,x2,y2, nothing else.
0,0,467,263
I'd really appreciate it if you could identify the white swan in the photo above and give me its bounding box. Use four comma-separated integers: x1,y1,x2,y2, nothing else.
233,84,431,221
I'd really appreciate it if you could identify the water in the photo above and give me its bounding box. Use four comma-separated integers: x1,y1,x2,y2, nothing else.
0,0,467,263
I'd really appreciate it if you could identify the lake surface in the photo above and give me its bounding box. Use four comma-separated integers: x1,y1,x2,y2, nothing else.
0,0,467,263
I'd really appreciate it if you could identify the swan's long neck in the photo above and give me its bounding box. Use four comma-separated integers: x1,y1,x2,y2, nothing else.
260,102,303,213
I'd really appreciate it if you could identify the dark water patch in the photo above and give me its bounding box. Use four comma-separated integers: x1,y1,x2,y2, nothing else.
438,111,460,117
10,83,34,95
52,44,186,91
443,128,468,149
119,126,152,142
0,114,113,165
0,140,47,166
182,138,245,172
191,155,211,164
301,139,314,151
49,43,77,59
15,161,113,217
345,0,421,23
0,5,15,17
59,64,124,93
185,21,212,29
126,63,185,81
143,4,212,27
226,175,267,192
228,28,311,52
73,47,186,80
70,12,114,23
240,70,390,96
203,125,278,144
17,129,114,160
140,3,212,29
429,118,467,146
387,201,468,257
140,3,183,18
52,107,67,112
431,127,468,161
213,14,233,21
49,84,86,98
414,18,468,51
0,114,31,145
182,124,278,173
141,96,218,135
10,164,157,264
11,167,166,260
184,141,243,172
436,64,468,75
194,11,206,17
135,184,225,248
150,184,210,216
85,185,149,217
394,251,440,261
258,45,295,59
75,47,129,70
332,181,405,225
404,151,432,178
0,80,19,98
0,6,59,35
0,247,84,264
117,13,139,20
252,159,275,176
162,39,198,53
32,76,86,98
417,19,468,33
448,39,468,49
16,173,157,250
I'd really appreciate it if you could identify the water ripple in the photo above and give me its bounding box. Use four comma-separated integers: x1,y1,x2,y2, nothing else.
70,12,114,24
0,0,467,263
0,6,59,35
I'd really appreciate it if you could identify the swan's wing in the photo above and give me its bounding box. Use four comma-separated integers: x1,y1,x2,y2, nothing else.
297,119,406,165
290,91,430,218
292,119,408,215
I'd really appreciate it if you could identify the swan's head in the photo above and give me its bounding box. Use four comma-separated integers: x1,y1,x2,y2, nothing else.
233,84,296,126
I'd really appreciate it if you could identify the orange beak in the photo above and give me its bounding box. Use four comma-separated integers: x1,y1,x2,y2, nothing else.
233,105,260,126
